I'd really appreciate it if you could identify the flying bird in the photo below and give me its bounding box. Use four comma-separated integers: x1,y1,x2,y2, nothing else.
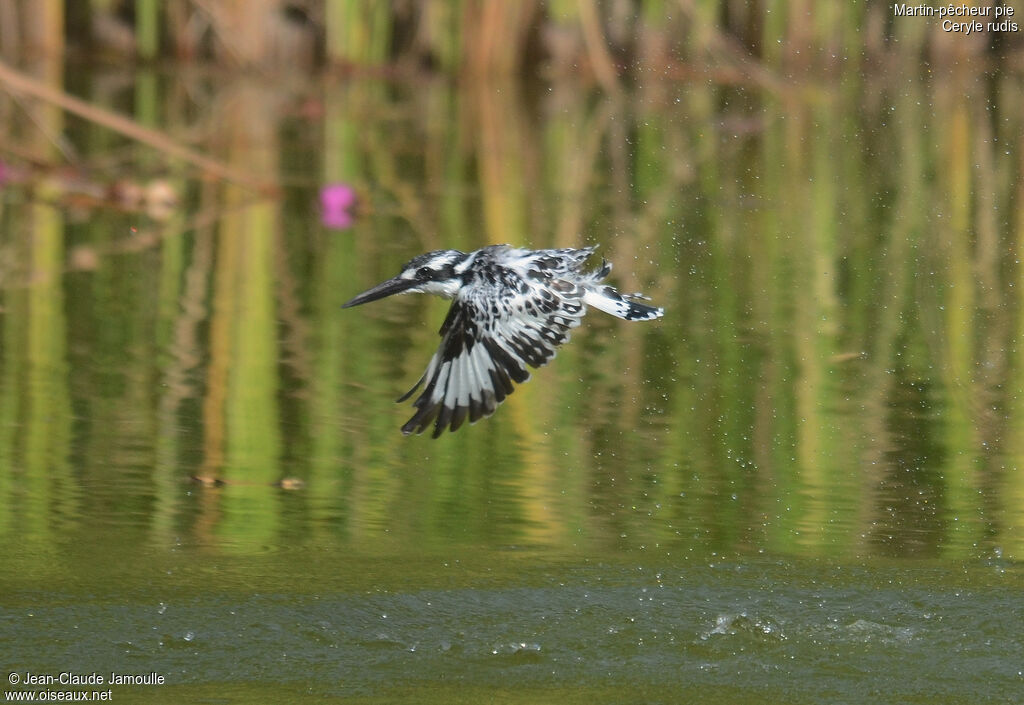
343,245,663,437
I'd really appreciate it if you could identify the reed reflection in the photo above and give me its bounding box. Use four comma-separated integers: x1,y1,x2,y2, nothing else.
0,59,1020,562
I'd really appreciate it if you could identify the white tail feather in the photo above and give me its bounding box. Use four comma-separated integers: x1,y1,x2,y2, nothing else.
583,287,664,321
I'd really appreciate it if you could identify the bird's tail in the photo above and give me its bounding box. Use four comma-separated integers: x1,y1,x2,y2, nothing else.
583,286,664,321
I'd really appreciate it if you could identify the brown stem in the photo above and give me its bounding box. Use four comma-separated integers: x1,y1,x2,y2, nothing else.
0,58,278,194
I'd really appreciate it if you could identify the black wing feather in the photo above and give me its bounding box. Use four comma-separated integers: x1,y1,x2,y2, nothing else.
399,288,584,438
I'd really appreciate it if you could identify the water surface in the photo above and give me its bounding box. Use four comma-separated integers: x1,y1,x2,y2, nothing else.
0,60,1022,703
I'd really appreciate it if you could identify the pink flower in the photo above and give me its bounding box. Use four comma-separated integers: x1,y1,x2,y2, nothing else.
320,183,358,229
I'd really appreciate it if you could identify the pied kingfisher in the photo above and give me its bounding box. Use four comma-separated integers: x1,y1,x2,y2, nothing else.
343,244,664,437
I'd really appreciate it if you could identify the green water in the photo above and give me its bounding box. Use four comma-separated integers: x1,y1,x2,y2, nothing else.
0,62,1022,703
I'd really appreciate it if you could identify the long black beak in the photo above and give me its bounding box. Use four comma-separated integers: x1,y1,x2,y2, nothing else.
342,276,418,308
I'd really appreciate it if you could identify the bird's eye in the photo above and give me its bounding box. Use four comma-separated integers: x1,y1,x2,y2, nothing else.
417,266,432,277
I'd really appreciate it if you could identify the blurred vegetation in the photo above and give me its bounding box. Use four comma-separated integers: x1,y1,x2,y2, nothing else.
0,1,1022,566
0,0,1019,73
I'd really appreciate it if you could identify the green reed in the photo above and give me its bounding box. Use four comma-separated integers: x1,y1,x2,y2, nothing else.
5,0,995,74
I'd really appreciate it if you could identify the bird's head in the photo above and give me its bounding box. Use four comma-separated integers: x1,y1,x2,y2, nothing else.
342,249,467,307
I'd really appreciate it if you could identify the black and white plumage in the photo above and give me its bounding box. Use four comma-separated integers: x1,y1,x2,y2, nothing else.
343,244,663,438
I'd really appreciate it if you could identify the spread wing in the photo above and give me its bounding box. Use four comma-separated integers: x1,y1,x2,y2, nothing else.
398,280,586,438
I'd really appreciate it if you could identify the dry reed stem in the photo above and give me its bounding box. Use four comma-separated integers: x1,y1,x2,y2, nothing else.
0,58,278,194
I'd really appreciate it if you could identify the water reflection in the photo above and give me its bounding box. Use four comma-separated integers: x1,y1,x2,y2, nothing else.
0,65,1022,566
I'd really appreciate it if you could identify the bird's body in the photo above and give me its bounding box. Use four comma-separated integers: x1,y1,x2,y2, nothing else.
343,244,663,437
